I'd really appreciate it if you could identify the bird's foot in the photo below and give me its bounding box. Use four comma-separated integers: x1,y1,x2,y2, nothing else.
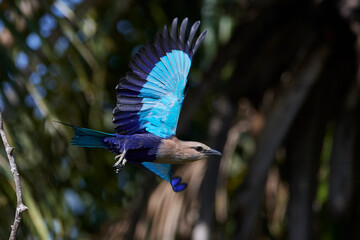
113,150,127,173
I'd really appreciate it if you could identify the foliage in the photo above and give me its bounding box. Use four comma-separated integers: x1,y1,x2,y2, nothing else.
1,0,360,239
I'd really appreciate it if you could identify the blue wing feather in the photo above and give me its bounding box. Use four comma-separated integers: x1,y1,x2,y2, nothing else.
113,18,207,138
141,162,187,192
142,162,172,182
172,183,187,192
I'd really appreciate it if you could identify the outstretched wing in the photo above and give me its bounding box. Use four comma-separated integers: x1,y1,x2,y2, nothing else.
113,18,207,138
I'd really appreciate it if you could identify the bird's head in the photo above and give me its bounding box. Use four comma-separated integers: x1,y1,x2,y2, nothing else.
156,137,222,163
178,141,222,161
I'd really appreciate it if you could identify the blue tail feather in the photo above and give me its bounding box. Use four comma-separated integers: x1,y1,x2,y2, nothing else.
56,122,114,148
72,127,114,148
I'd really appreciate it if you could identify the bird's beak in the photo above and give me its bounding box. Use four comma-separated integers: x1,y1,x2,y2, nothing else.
204,148,222,157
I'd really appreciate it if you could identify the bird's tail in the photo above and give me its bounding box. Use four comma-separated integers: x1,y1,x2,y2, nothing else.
56,121,114,148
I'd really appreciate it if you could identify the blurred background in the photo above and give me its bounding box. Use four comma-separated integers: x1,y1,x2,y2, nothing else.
1,0,360,239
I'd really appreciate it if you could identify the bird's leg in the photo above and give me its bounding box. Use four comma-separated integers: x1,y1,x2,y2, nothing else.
113,150,127,173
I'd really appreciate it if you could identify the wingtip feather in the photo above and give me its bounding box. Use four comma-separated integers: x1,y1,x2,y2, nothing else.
191,29,208,57
171,176,187,192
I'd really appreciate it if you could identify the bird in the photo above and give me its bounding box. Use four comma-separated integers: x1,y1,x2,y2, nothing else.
65,18,222,192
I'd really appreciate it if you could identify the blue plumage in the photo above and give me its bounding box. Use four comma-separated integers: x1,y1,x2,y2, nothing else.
170,177,187,192
103,134,161,162
65,18,209,192
113,18,207,138
142,162,172,182
71,127,114,148
141,163,187,192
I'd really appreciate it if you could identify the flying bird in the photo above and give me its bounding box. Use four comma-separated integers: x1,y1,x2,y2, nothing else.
66,18,221,192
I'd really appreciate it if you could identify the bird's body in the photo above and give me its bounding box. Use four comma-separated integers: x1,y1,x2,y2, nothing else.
104,133,162,162
65,18,221,192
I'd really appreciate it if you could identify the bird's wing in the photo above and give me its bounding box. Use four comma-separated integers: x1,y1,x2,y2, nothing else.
142,162,172,182
113,18,207,138
141,162,187,192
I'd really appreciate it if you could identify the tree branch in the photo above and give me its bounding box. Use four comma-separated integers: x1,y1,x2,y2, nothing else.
0,110,28,240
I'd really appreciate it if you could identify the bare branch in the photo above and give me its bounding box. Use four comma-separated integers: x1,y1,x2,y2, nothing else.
0,110,28,240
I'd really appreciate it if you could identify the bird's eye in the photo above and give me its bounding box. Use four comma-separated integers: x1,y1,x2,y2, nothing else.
194,146,203,152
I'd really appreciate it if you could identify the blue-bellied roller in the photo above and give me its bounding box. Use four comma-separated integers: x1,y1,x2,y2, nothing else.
66,18,222,192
